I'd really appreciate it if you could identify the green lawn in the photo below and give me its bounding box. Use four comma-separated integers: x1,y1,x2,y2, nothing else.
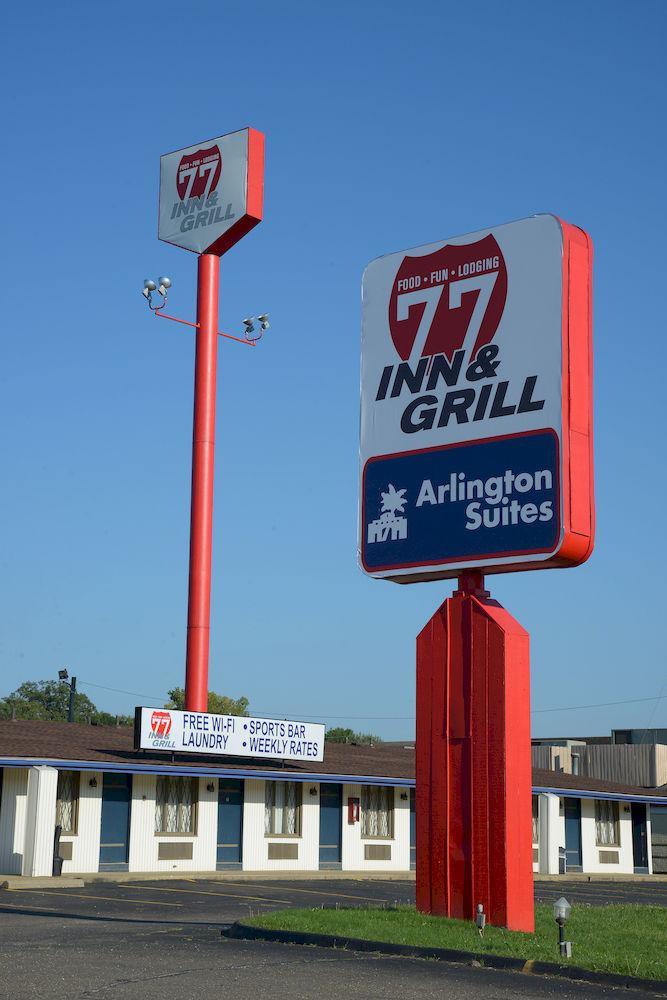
247,904,667,980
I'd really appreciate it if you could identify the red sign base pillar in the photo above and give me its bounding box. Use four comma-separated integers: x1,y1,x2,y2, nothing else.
416,571,534,932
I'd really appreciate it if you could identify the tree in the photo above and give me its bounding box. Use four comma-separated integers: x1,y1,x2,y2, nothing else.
0,680,132,725
325,726,381,745
165,687,249,716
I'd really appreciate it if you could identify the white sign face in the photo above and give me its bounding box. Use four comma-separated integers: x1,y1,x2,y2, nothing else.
135,708,325,763
360,214,567,581
158,128,257,254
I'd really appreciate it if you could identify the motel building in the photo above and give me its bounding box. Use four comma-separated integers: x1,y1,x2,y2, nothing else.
0,720,666,879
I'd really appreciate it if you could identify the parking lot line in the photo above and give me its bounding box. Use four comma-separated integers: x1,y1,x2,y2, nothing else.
120,884,287,904
222,881,397,903
0,901,61,914
7,889,183,907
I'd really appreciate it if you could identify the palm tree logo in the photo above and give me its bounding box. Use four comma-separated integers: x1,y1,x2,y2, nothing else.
380,484,407,518
368,483,409,544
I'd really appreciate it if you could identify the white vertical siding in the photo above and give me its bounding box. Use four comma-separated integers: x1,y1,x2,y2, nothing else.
537,792,562,874
128,773,217,872
0,768,28,875
242,779,319,871
341,783,410,871
22,767,58,876
60,771,103,874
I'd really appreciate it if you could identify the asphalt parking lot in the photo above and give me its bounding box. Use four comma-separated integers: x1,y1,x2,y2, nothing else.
0,878,664,1000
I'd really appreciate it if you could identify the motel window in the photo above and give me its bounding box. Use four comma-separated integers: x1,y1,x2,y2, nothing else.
361,785,394,839
532,795,539,845
155,776,197,835
595,799,620,847
264,781,302,836
56,770,80,834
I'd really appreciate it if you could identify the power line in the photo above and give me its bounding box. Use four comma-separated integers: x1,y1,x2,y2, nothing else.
76,679,666,721
531,695,663,715
77,680,165,703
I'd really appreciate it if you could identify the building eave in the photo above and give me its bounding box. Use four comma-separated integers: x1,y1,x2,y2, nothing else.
533,784,667,805
0,756,414,787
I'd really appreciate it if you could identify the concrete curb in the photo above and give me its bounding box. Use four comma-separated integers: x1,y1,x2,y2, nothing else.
223,921,667,995
1,877,85,890
82,870,415,885
0,871,415,888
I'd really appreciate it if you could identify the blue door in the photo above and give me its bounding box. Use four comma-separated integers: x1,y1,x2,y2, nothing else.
99,774,131,870
217,780,243,868
410,789,416,870
319,783,342,868
564,797,582,871
631,803,649,872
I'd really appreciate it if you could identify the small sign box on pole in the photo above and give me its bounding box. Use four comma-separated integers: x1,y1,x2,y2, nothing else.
134,708,325,763
359,214,594,582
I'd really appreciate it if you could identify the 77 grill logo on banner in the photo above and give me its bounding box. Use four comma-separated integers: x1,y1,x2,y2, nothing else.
150,711,172,737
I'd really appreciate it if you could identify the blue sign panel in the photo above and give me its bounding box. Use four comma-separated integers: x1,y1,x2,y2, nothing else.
361,430,559,573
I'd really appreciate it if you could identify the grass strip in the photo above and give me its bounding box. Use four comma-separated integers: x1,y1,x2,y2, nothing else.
248,903,667,979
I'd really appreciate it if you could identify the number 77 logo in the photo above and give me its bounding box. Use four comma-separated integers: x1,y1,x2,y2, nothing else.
388,234,507,362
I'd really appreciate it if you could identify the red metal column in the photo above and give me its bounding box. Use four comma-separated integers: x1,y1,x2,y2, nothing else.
416,573,534,931
184,253,220,712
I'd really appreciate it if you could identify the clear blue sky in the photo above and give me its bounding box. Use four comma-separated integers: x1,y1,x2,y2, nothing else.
1,1,665,739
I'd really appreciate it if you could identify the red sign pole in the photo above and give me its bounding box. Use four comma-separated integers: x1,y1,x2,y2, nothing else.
416,571,534,931
184,253,220,712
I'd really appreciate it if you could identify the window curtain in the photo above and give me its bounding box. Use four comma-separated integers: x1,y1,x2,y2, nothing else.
595,799,619,846
56,771,78,833
532,795,539,844
155,777,195,834
264,781,299,835
361,785,392,838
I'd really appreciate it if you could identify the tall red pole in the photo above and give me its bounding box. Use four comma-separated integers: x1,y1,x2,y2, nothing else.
184,253,220,712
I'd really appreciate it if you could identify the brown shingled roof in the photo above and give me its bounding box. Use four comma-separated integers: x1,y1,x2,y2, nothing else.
1,721,665,797
0,720,415,780
532,768,667,798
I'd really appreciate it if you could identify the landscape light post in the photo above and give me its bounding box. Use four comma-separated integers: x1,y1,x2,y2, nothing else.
553,897,572,957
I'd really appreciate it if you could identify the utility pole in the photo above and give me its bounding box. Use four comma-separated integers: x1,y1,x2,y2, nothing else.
58,669,77,723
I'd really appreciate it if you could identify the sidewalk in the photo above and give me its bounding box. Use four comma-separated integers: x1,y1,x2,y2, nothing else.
1,869,417,889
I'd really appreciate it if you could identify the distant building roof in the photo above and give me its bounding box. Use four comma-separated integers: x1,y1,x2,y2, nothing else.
531,735,612,745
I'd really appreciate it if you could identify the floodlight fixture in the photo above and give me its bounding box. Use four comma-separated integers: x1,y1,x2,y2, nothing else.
58,668,69,681
141,278,270,346
142,276,170,312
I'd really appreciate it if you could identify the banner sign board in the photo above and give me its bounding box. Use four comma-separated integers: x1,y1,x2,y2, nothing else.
134,707,324,763
158,127,264,257
359,214,594,582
